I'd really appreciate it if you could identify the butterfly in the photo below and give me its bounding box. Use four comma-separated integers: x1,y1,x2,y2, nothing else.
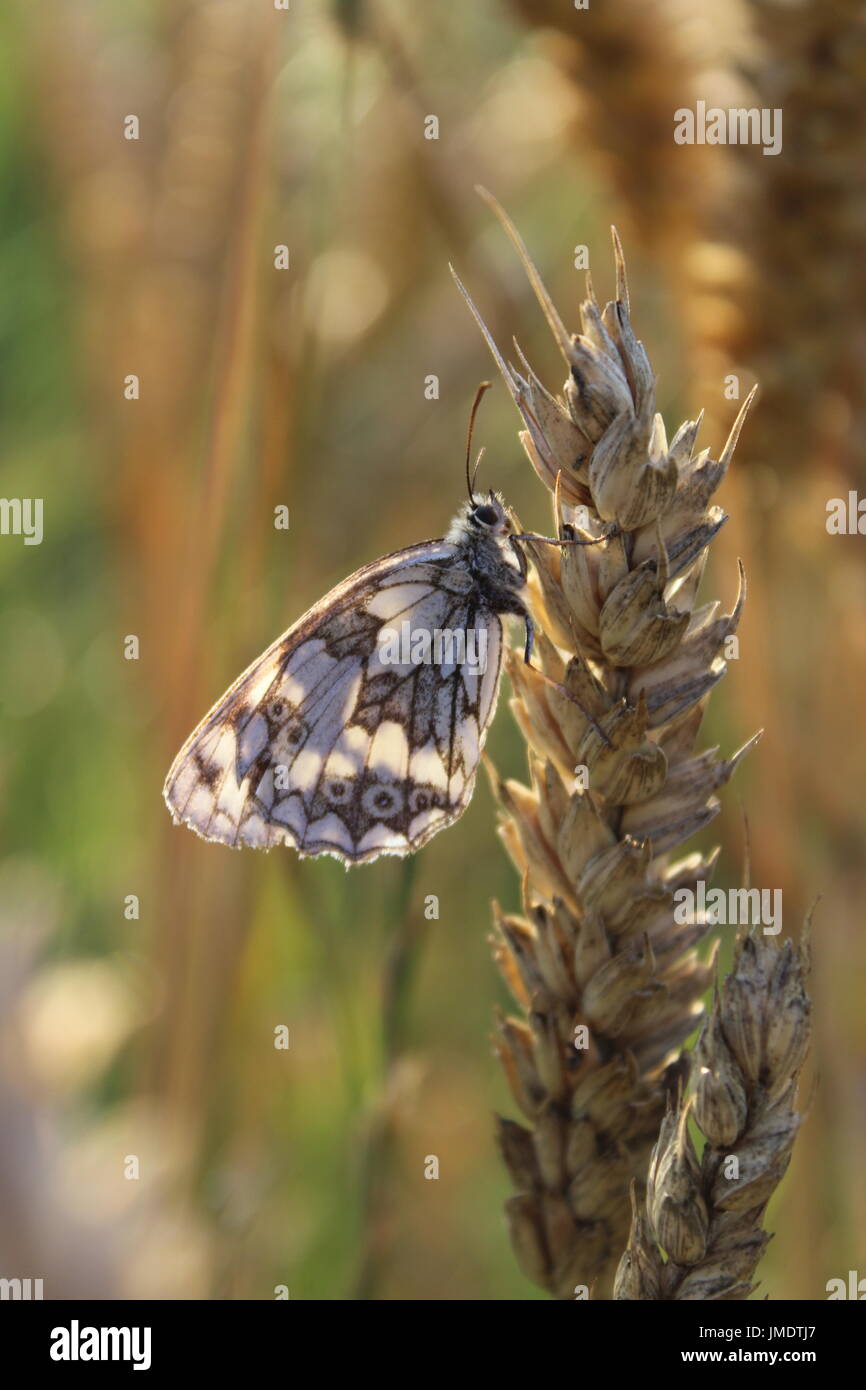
163,386,550,865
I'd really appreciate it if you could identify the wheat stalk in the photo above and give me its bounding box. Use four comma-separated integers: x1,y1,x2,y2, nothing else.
688,0,866,478
455,195,758,1299
508,0,717,266
615,924,811,1299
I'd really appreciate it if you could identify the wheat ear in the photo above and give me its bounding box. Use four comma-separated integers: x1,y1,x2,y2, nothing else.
456,195,758,1299
615,924,811,1300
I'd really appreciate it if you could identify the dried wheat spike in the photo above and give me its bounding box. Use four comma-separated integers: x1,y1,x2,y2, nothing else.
615,926,811,1300
456,197,759,1299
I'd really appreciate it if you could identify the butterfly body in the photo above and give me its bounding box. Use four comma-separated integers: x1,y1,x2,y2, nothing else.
164,494,530,864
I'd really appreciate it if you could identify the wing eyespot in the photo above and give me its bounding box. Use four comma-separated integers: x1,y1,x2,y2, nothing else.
267,697,293,724
326,779,353,805
362,782,405,819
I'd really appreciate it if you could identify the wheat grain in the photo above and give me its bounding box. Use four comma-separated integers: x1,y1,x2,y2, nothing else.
615,925,811,1299
456,195,758,1298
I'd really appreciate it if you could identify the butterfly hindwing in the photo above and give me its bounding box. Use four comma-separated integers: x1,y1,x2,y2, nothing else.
163,540,505,863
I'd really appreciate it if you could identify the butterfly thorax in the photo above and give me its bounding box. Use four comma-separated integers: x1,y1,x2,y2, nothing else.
446,493,527,621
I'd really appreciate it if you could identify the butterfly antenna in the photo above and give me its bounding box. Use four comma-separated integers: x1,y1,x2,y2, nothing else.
471,447,485,497
466,381,492,502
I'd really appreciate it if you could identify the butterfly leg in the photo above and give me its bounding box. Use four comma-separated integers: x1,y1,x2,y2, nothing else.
522,611,534,666
508,533,529,581
520,612,613,749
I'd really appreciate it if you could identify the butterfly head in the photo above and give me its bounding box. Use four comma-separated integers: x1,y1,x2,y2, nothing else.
448,489,516,556
466,490,510,539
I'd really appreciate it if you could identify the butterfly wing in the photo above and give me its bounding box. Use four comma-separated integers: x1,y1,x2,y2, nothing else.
163,540,504,863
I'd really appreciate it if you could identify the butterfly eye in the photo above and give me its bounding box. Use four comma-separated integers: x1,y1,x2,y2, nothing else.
473,504,498,526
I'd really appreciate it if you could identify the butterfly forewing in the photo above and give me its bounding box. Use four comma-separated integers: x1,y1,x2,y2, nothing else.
163,540,505,864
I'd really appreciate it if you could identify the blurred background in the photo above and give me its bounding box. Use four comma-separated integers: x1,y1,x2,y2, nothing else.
0,0,864,1299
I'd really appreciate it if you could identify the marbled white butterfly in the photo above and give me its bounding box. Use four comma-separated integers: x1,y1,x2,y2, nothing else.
163,386,595,865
